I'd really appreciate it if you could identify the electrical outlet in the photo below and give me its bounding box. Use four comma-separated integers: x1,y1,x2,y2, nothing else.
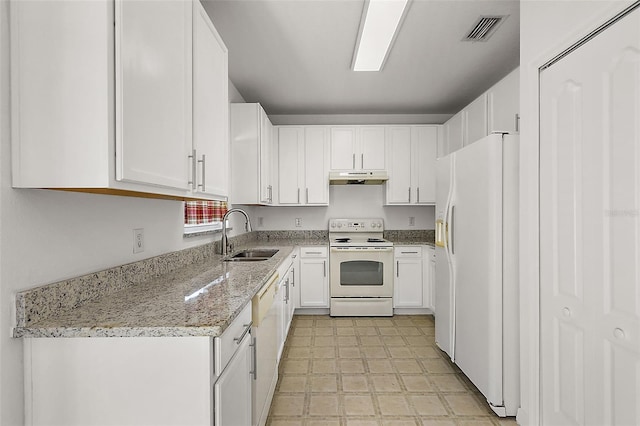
258,217,264,227
409,217,415,226
133,228,144,253
295,218,302,227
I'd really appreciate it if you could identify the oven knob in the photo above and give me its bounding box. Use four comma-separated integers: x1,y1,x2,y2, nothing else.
331,223,335,228
337,223,342,228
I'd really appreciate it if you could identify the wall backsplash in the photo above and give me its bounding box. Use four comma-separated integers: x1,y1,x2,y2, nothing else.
246,185,435,231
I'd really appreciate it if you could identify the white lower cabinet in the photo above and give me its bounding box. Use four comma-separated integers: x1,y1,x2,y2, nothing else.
23,303,253,426
393,246,434,312
298,246,329,308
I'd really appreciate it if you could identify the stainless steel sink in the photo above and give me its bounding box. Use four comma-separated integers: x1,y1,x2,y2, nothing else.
224,249,279,262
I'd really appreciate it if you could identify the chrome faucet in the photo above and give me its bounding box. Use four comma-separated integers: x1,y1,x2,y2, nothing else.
221,208,252,256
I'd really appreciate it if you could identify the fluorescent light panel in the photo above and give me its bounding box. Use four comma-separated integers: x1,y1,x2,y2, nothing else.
353,0,409,72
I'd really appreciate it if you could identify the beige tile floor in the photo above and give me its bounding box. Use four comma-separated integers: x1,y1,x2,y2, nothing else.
267,315,518,426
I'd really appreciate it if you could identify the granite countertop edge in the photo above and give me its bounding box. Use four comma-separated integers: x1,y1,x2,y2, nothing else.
15,242,316,339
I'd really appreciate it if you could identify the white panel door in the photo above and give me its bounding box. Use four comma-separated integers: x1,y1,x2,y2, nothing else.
445,111,464,153
540,6,640,425
214,334,252,426
414,126,438,204
299,258,329,307
277,127,302,204
386,126,412,204
116,0,192,190
330,127,356,170
359,127,386,170
464,93,488,146
192,0,228,198
304,127,329,205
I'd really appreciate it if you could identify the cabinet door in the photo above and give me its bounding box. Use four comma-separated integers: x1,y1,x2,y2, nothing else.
299,258,329,307
214,335,252,426
304,127,329,204
330,127,357,170
487,68,519,134
360,127,386,169
193,1,228,198
385,127,412,204
259,108,273,204
413,126,438,204
394,255,423,308
445,111,464,153
115,0,192,190
277,127,303,204
464,93,488,146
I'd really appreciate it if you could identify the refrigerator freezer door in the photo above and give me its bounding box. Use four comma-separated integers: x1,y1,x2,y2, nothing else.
434,155,454,358
452,134,504,406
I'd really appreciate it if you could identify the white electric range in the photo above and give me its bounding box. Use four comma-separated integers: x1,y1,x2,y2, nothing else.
328,218,394,316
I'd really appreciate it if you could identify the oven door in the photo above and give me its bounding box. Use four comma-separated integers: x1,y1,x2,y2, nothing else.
330,247,393,297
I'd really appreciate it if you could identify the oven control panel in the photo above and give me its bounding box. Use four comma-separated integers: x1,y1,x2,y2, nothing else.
329,218,384,232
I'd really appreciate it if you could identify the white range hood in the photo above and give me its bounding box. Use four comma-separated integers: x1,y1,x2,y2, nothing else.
329,171,389,185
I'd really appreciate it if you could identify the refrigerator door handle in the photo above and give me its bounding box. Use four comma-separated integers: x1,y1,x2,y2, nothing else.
449,206,455,255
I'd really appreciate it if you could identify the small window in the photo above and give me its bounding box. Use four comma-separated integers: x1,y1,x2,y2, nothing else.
184,200,228,235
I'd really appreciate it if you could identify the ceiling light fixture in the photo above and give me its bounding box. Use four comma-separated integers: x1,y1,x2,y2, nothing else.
352,0,410,72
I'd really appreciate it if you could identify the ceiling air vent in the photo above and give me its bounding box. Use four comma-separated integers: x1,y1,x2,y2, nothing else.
464,16,506,41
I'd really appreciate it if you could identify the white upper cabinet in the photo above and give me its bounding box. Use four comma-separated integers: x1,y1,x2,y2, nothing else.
443,110,464,156
304,127,330,204
487,68,520,134
385,126,438,205
192,0,229,199
359,127,386,170
10,0,229,201
115,0,192,190
230,103,274,205
385,127,412,204
276,126,329,206
330,126,385,171
440,67,519,156
463,93,488,146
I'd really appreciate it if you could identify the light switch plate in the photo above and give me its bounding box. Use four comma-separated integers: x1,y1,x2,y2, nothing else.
133,228,144,253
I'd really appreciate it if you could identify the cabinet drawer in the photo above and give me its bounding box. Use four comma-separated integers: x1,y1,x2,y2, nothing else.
214,302,252,377
394,246,423,258
300,246,328,257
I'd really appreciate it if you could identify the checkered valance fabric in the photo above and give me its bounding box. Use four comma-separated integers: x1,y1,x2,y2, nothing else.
184,200,228,225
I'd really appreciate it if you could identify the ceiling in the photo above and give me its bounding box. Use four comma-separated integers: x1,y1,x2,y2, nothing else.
202,0,520,117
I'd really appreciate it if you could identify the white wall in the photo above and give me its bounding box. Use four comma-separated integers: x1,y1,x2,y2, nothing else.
249,185,434,231
518,1,636,425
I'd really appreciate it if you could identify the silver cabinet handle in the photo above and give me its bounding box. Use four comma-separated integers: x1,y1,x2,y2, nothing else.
515,113,520,132
323,260,326,277
396,260,399,277
188,149,196,190
306,188,309,204
306,251,322,255
297,188,300,204
197,154,206,191
352,153,355,169
417,187,420,203
408,187,411,203
285,278,290,302
250,336,257,380
233,322,252,344
401,251,419,254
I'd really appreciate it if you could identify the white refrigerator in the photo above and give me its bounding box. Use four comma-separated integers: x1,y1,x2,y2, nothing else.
434,133,520,417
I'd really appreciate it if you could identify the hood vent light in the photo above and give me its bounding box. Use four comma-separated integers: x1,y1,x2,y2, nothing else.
464,16,505,41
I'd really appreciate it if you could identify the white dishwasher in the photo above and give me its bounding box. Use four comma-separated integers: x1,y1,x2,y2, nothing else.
251,272,280,426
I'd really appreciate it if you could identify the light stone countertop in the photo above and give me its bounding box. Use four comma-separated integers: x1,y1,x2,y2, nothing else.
14,245,299,339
